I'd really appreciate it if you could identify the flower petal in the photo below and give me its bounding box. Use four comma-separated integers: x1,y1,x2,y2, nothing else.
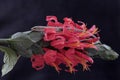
43,50,57,64
31,54,45,70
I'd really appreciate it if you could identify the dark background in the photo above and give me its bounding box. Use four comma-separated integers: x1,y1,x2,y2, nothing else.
0,0,120,80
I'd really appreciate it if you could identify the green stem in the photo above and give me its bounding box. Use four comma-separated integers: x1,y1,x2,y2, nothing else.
0,39,11,46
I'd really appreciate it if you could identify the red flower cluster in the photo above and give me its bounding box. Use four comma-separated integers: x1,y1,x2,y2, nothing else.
31,16,99,73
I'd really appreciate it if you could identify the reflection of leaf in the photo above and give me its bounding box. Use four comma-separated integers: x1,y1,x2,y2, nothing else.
0,46,19,76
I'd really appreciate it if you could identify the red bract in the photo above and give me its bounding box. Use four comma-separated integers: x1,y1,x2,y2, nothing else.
31,16,100,73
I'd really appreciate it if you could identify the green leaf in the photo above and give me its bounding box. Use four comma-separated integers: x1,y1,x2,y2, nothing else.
86,44,119,60
97,44,119,60
25,31,43,43
0,46,19,76
11,31,43,43
0,31,44,58
9,31,44,57
11,32,34,48
10,32,35,57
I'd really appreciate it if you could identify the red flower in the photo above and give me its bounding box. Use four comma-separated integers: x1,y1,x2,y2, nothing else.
44,27,56,41
46,16,58,22
43,49,72,72
31,54,44,70
31,16,100,73
75,50,93,64
63,17,75,28
65,48,93,71
75,21,87,30
88,25,98,34
43,49,57,64
64,48,79,72
46,16,63,27
51,36,65,49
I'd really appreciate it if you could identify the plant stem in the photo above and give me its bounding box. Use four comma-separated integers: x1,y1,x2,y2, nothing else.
0,39,11,46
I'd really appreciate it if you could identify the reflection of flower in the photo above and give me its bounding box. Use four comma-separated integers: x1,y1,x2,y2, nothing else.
31,16,99,73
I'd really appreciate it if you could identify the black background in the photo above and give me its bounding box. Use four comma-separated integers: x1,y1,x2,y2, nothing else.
0,0,120,80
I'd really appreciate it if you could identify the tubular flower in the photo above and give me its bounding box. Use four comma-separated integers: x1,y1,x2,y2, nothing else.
46,16,63,27
44,27,56,41
31,16,100,73
31,54,45,70
50,36,65,49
